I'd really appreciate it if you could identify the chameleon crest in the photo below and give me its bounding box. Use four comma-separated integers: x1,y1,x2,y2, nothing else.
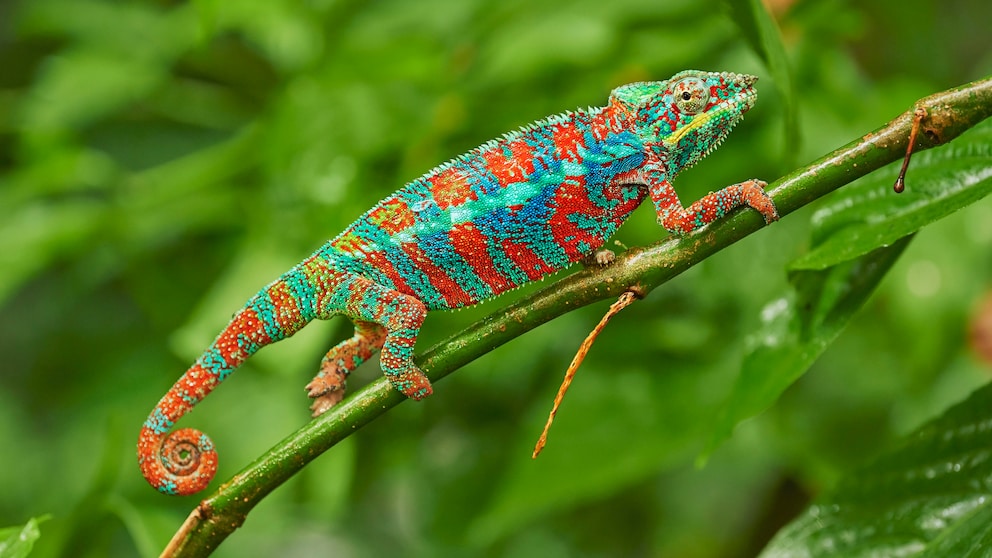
139,70,778,495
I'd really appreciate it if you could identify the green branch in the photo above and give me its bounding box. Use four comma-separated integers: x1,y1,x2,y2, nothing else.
163,75,992,557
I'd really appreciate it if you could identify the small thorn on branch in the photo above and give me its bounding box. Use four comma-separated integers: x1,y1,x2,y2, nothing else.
532,290,639,459
893,107,927,193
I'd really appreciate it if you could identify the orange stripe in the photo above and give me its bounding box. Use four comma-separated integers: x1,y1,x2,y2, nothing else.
449,221,513,296
500,237,555,281
430,166,476,209
552,123,586,162
482,140,535,185
401,243,473,306
363,250,415,296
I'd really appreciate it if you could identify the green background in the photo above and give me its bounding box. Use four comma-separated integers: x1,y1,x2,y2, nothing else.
2,0,991,556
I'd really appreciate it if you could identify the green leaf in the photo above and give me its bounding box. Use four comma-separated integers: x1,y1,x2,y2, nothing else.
0,516,48,558
0,199,104,305
791,121,992,271
702,236,912,460
761,380,992,557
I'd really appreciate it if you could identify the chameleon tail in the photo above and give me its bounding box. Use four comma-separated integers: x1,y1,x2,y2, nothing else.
138,263,318,495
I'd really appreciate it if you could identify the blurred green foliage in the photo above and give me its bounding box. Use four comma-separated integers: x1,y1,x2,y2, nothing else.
0,516,45,558
1,0,991,556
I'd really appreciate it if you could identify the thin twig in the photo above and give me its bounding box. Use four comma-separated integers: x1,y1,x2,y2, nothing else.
893,107,928,193
532,290,640,458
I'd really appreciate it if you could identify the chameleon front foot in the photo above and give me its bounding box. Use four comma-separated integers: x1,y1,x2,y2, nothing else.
739,179,779,224
582,248,617,267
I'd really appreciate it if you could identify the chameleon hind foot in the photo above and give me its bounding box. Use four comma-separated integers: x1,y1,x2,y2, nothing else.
388,367,433,400
307,363,348,417
307,321,387,417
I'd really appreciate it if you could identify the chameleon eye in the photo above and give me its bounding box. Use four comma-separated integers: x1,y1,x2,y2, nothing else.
673,78,707,115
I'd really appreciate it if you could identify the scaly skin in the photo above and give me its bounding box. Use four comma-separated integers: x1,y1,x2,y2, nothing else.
138,70,778,495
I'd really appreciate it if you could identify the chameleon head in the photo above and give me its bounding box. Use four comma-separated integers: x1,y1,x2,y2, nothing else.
609,70,758,173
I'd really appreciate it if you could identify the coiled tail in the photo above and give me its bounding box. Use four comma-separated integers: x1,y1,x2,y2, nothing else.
138,265,316,495
138,424,218,496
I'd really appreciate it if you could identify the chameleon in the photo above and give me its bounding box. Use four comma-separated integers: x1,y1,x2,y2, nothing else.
138,70,779,495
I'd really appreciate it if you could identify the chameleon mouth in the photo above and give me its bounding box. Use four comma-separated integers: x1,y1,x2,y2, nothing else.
714,72,758,117
736,73,758,112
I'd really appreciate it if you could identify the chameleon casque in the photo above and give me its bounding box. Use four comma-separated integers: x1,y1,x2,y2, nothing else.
138,70,779,495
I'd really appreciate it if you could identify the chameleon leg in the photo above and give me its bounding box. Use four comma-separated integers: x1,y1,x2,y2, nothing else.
642,162,778,236
317,274,433,403
306,321,386,416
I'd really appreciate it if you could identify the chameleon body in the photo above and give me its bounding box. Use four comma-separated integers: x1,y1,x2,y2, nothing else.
138,70,778,495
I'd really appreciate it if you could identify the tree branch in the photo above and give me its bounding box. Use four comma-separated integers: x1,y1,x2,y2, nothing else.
163,75,992,557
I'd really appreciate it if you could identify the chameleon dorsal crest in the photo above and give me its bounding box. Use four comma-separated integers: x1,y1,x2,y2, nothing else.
138,70,778,496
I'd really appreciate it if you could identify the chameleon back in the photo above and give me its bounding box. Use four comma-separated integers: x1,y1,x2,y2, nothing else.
320,108,648,310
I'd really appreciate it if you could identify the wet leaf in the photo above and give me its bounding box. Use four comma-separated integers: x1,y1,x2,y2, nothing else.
762,381,992,557
703,236,912,460
791,121,992,271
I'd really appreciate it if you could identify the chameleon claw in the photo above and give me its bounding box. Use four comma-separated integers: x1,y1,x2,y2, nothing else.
305,373,345,399
309,392,345,417
306,366,348,416
741,179,779,224
394,370,433,401
583,248,617,267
